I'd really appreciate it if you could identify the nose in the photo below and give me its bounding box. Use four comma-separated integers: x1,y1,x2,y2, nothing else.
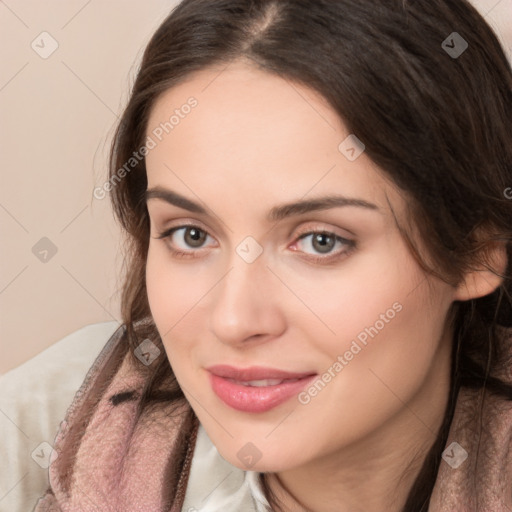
209,256,287,347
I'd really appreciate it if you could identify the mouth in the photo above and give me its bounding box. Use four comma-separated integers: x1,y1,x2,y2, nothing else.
206,365,317,413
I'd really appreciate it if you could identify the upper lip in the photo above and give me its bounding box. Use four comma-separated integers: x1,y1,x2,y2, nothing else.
206,365,316,381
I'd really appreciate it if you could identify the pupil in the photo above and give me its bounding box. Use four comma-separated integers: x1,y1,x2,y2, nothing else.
185,228,205,247
313,233,335,253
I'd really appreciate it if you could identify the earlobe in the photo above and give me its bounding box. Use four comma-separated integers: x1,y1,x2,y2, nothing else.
454,242,508,301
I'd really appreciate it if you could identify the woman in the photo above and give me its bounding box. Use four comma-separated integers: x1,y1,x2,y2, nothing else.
34,0,512,510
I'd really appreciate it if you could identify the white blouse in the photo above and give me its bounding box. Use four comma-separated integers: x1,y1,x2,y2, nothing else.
182,424,270,512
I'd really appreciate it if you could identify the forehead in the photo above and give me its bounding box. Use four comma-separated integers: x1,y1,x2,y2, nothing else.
144,60,398,215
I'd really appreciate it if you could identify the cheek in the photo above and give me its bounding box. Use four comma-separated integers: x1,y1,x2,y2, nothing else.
146,245,210,331
301,278,451,440
290,249,450,419
146,247,176,327
274,244,410,355
145,245,216,376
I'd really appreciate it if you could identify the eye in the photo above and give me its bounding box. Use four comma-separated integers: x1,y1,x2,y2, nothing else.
301,232,337,254
291,230,355,260
155,225,217,256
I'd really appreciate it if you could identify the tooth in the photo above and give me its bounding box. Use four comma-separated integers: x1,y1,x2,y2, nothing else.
226,377,303,387
244,378,303,387
245,379,284,387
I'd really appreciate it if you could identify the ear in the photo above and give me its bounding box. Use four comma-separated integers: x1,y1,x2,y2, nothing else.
454,240,508,301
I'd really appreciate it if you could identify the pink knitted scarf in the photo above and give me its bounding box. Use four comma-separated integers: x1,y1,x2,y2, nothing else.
33,324,512,511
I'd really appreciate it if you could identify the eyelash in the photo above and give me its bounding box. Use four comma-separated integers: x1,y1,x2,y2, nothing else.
155,225,214,260
154,225,356,264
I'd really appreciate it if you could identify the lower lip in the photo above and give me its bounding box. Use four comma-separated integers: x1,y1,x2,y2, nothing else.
209,373,317,413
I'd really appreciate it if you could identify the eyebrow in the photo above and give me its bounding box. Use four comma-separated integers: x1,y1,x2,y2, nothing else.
145,186,380,221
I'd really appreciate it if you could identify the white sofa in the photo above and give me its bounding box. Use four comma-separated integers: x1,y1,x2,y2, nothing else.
0,321,120,512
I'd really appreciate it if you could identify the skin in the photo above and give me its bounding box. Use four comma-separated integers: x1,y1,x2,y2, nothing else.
143,59,502,512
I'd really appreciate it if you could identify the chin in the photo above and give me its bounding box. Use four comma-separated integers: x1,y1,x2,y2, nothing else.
211,439,302,473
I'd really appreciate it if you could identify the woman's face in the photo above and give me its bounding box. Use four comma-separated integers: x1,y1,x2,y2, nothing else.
144,60,456,472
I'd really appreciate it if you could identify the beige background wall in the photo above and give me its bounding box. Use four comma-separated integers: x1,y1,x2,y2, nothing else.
1,0,511,375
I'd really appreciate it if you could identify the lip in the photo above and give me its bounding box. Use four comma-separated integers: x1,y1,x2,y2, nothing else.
206,365,317,413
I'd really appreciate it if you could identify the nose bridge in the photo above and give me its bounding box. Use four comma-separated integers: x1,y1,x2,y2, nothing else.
209,249,284,344
216,253,270,315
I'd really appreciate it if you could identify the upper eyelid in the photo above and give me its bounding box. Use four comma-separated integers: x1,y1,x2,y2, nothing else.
147,206,227,237
152,216,355,236
152,218,212,236
147,205,360,237
295,226,353,239
157,224,216,243
155,222,352,238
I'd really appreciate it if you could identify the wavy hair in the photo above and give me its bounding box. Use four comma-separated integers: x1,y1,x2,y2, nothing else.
107,1,512,509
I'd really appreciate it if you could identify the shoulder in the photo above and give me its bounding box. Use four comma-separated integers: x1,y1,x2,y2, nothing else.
0,321,120,512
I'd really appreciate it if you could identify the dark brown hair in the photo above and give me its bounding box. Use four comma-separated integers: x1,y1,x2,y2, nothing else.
107,0,512,510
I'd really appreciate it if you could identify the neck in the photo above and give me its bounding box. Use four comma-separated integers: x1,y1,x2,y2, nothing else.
264,330,453,512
